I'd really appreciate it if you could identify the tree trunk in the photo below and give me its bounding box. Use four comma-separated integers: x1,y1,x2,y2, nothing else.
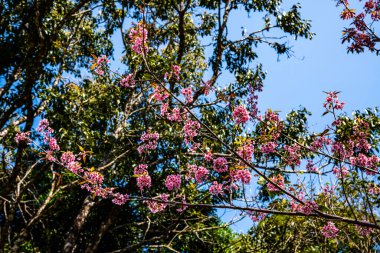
63,195,96,253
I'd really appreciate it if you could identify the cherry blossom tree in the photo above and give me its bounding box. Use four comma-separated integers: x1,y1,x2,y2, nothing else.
1,0,379,252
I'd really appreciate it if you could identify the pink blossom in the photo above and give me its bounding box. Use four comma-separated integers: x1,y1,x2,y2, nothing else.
96,55,109,65
137,174,152,191
152,86,169,101
332,166,349,179
165,174,181,191
283,144,301,166
323,91,345,111
134,164,148,175
261,141,277,154
356,225,372,236
310,136,331,152
167,107,183,122
265,110,280,122
187,164,209,183
81,184,111,199
293,201,318,215
37,119,49,132
249,212,266,222
138,132,159,154
181,87,193,103
189,142,200,152
45,150,56,162
120,74,135,87
66,161,82,174
85,171,104,185
161,103,169,116
172,65,181,80
112,193,129,205
267,174,285,192
321,222,339,238
204,152,213,162
232,105,250,124
237,141,254,161
146,194,169,213
129,23,148,55
61,151,76,165
213,157,228,173
209,181,224,196
15,132,30,144
368,185,380,195
322,185,336,196
94,68,105,76
306,160,319,173
231,169,251,184
183,120,200,143
48,137,60,151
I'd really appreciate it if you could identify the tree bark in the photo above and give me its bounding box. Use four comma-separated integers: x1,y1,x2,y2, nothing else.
63,195,96,253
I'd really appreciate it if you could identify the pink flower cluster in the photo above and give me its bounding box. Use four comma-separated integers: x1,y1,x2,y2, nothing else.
247,78,263,118
204,152,213,162
231,169,251,184
262,110,283,140
137,174,152,191
84,171,104,185
291,200,318,215
283,144,301,166
37,119,60,151
187,164,209,183
146,194,169,213
165,174,182,191
167,107,185,122
322,185,336,196
350,154,379,173
321,222,339,238
306,160,319,173
323,91,345,111
15,132,30,144
232,105,250,124
332,166,349,179
209,181,224,196
33,121,130,206
267,174,285,192
260,141,277,154
213,157,228,173
172,65,181,80
61,151,82,174
94,55,109,76
310,136,331,152
331,141,352,159
134,164,148,175
181,87,193,103
183,120,200,143
356,225,373,236
138,132,159,154
112,193,129,205
153,86,169,101
368,185,380,195
129,22,148,55
120,74,135,87
237,141,254,161
249,211,267,222
134,164,151,191
338,0,379,53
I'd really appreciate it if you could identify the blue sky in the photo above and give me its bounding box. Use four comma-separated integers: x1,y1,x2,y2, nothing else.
255,0,379,119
